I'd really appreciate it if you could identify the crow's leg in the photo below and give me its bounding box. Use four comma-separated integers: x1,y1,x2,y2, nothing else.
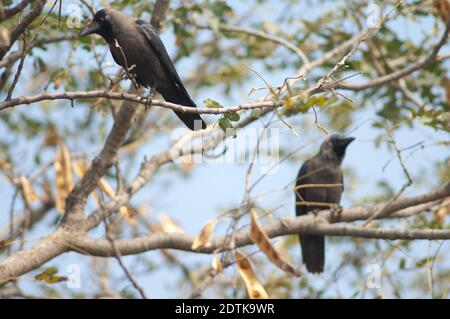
330,204,343,223
143,86,156,111
311,209,321,217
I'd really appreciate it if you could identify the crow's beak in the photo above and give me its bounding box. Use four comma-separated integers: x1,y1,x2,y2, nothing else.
339,137,355,148
80,21,100,36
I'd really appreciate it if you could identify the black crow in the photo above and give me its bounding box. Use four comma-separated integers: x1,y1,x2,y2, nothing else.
295,134,354,273
80,8,206,130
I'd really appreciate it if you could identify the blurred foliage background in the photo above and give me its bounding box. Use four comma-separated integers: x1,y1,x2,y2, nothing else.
0,0,449,298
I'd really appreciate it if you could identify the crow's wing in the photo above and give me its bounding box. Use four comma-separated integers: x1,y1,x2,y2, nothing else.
295,159,312,216
135,20,207,130
135,20,194,104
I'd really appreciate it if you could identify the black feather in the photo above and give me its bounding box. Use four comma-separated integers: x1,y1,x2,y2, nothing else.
136,20,206,130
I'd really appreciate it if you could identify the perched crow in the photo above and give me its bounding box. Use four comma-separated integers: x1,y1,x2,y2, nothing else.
295,134,354,273
80,8,206,130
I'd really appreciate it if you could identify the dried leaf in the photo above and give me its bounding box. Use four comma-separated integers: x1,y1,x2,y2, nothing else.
444,77,450,105
180,154,194,175
44,124,60,147
436,197,450,222
159,213,184,233
54,143,73,214
0,159,10,170
212,255,223,274
97,175,136,224
72,160,102,204
250,208,301,277
73,160,136,225
98,177,116,198
0,27,10,49
119,206,136,225
72,160,88,178
435,0,450,22
148,223,162,233
42,179,53,202
74,160,114,195
235,250,268,299
20,176,39,206
191,218,218,250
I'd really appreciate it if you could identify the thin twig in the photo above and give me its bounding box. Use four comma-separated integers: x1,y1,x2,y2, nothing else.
363,124,413,226
5,37,27,101
7,190,19,256
79,0,95,15
104,219,147,299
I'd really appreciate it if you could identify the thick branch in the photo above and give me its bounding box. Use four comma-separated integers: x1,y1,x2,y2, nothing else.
74,182,450,256
61,89,138,226
71,205,450,257
0,0,174,288
0,228,68,286
56,1,172,226
0,0,46,60
0,0,32,22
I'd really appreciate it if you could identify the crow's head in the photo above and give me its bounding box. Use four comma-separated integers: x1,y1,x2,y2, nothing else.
80,8,114,40
319,134,354,162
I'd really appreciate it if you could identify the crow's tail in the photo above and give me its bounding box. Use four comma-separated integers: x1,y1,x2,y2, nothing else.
299,234,325,273
159,86,206,131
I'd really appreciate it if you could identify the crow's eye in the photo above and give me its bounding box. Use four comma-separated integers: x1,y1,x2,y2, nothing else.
99,17,104,23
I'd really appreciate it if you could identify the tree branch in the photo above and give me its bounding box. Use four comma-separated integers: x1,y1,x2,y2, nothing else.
0,89,283,113
150,0,171,32
0,35,78,69
195,23,310,66
71,182,450,255
70,193,450,258
0,0,32,23
0,0,175,288
72,225,450,257
0,228,68,285
61,89,138,226
0,198,54,243
335,17,450,91
0,0,46,60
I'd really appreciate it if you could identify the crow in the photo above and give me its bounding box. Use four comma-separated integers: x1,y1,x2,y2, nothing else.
295,134,354,273
80,8,206,130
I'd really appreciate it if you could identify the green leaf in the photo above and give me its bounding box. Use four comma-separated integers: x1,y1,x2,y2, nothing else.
218,117,232,131
204,98,224,108
39,267,58,277
415,258,429,268
218,118,236,138
306,95,327,108
224,112,240,122
399,258,405,270
35,267,67,284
